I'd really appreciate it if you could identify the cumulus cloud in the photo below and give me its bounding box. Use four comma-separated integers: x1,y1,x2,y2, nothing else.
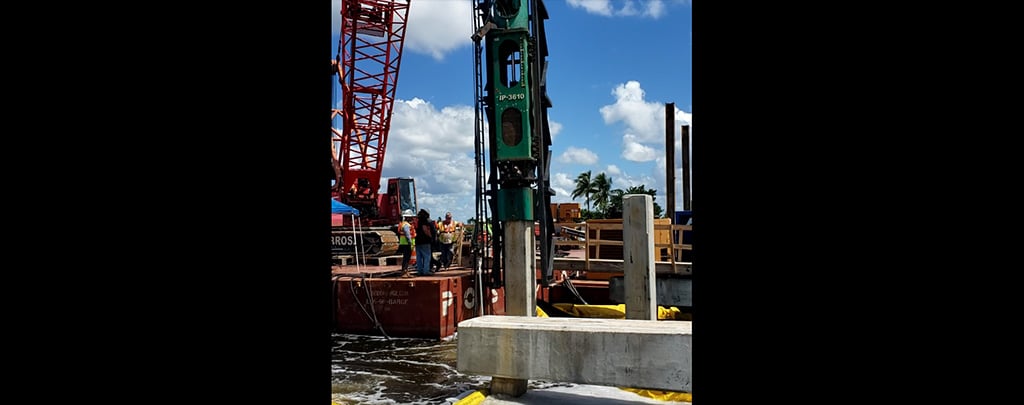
600,81,666,143
557,147,599,165
342,96,572,224
405,0,474,60
551,172,576,203
567,0,668,18
549,120,563,142
566,0,613,16
676,109,692,126
599,81,692,165
565,0,610,15
334,95,481,220
331,0,471,61
385,98,477,196
643,0,667,18
622,134,659,162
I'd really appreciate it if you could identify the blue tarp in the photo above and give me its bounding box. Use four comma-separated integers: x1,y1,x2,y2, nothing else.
332,199,360,216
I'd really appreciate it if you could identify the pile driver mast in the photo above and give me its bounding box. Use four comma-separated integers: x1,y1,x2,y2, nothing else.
471,0,555,290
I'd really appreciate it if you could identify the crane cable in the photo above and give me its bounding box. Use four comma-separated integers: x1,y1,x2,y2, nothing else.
561,271,589,305
349,274,391,340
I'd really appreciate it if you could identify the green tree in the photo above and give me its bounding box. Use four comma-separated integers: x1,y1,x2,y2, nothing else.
607,185,664,219
592,172,613,216
570,170,596,212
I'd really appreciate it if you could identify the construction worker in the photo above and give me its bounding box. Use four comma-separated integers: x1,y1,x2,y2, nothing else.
398,210,416,278
414,209,437,276
436,212,461,270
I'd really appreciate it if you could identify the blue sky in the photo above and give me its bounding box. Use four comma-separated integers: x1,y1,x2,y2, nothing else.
332,0,692,223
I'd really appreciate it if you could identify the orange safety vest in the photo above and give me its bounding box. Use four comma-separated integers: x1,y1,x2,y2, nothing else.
438,220,457,233
437,220,458,244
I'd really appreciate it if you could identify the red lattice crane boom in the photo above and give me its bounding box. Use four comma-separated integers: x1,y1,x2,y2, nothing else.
332,0,411,221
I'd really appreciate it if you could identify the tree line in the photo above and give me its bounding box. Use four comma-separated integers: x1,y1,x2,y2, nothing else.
569,170,664,220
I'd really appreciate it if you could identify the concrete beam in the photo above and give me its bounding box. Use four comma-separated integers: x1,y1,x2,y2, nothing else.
457,316,691,392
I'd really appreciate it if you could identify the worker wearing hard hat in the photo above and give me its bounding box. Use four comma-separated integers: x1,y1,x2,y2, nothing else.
414,209,437,276
398,210,416,278
436,212,461,270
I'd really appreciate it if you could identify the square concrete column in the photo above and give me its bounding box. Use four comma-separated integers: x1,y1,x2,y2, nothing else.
623,194,656,320
493,219,536,396
504,220,536,317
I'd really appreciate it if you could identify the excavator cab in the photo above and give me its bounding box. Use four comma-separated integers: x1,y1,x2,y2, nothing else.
382,177,417,223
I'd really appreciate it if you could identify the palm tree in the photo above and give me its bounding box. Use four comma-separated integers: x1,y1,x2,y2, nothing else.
571,170,595,211
592,172,613,215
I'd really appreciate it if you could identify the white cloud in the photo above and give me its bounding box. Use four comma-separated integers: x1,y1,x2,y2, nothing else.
676,108,692,126
600,81,665,143
384,98,478,220
331,0,470,61
621,134,658,162
643,0,667,18
405,0,473,60
388,97,476,160
619,1,639,16
549,120,563,142
551,172,576,203
566,0,613,16
557,147,599,165
606,165,622,177
567,0,668,18
348,97,578,225
600,81,692,165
